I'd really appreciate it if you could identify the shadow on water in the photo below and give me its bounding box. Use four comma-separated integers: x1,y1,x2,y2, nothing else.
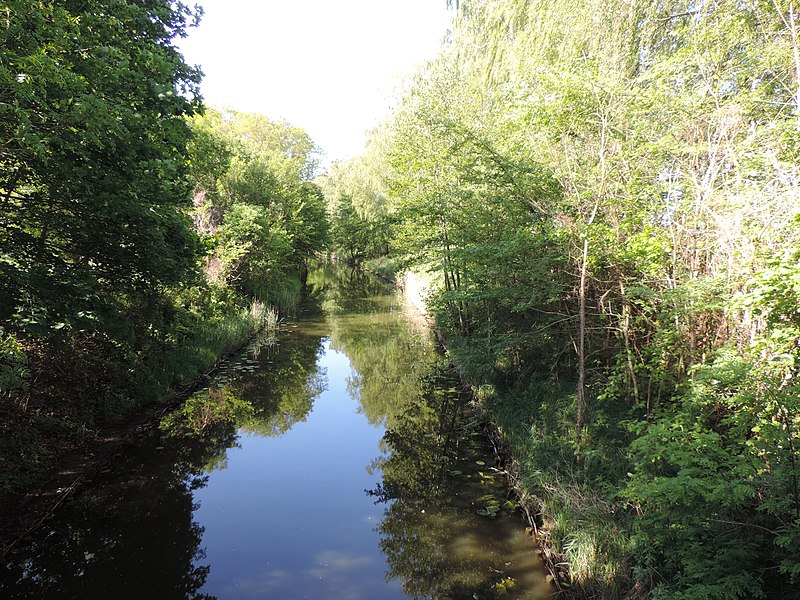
0,301,328,599
0,416,226,599
0,264,551,599
0,314,327,599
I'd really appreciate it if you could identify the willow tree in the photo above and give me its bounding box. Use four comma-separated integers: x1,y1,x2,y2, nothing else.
380,0,800,597
384,44,569,386
316,126,396,265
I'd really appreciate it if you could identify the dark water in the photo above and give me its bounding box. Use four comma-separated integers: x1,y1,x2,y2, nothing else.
0,266,552,599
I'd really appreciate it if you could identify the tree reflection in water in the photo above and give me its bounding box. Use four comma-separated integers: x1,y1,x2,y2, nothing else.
0,419,231,599
368,366,538,600
1,265,547,599
312,265,544,599
0,303,327,599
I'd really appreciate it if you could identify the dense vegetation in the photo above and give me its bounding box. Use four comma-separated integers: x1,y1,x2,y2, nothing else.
323,0,800,597
0,2,327,505
4,0,800,597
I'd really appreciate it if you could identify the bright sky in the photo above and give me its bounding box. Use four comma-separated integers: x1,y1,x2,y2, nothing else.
177,0,453,168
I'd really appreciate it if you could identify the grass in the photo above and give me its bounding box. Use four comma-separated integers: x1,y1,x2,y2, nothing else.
457,364,639,598
131,300,280,406
528,470,635,597
0,297,280,507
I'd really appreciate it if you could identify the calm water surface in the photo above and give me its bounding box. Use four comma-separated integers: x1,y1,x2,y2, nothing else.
1,266,552,599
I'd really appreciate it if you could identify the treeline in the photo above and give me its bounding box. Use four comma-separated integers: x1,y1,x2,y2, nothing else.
0,2,327,503
322,0,800,597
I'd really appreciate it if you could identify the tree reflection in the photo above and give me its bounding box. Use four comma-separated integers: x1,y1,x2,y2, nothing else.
306,263,392,314
0,419,235,599
318,266,437,429
230,330,326,438
309,265,527,598
369,366,524,600
1,293,329,599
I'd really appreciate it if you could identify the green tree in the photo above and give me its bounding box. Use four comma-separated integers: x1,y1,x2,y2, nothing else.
329,194,375,264
187,108,329,302
216,203,295,300
0,0,203,335
369,0,800,597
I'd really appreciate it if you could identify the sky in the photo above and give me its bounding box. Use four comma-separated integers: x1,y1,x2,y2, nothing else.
177,0,453,168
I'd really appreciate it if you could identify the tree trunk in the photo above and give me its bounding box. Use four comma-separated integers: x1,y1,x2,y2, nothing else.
619,280,641,409
576,238,588,437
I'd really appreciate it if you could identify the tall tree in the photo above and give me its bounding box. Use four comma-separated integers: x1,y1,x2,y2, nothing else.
373,0,800,596
187,108,329,301
0,0,203,334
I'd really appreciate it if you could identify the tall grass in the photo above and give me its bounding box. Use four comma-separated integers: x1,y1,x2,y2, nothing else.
526,468,635,597
249,300,280,331
482,377,637,598
127,300,278,413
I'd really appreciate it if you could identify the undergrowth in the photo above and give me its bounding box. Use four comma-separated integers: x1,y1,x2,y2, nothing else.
484,377,637,598
0,298,279,507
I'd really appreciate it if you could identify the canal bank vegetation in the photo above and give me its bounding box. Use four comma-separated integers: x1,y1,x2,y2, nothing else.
323,0,800,598
0,2,328,508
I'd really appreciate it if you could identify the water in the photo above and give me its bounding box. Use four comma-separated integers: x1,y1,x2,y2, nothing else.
0,265,552,599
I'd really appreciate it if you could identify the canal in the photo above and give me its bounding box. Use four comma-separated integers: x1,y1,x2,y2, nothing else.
1,265,552,599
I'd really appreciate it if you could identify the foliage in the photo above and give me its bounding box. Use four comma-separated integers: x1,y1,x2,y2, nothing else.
4,0,800,596
364,255,404,281
189,108,329,299
216,203,295,300
0,327,28,396
160,387,255,435
329,0,800,596
0,5,329,505
318,128,395,266
317,124,392,219
0,0,203,336
328,194,389,264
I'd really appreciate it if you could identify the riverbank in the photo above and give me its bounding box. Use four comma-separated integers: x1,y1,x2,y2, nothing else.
395,267,568,595
416,310,636,597
1,264,556,599
0,303,279,555
447,372,573,594
433,331,634,598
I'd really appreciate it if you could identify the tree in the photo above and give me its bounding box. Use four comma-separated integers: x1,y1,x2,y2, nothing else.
370,0,800,596
0,0,203,335
329,194,374,264
187,108,329,302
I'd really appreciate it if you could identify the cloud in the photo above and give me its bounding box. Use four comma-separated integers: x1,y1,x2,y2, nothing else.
213,550,378,600
308,549,373,578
